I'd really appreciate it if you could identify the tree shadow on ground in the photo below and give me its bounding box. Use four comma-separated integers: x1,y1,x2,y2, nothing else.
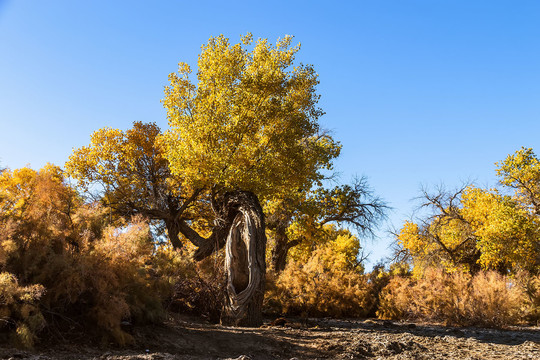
310,317,540,346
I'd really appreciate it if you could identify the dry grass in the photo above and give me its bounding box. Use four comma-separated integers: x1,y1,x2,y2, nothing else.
265,245,374,318
377,268,526,327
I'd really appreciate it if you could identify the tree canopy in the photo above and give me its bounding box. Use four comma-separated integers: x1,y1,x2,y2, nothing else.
161,34,340,198
66,34,351,265
65,121,200,249
496,147,540,215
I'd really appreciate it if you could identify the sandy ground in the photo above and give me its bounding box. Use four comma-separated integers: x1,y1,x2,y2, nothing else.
1,315,539,359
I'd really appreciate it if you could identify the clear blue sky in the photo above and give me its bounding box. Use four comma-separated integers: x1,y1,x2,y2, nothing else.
1,1,539,266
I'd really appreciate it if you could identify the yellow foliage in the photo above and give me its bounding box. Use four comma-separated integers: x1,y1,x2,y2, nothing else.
161,34,340,198
267,230,371,317
496,147,540,213
396,221,421,254
288,224,362,270
396,218,475,274
66,122,181,214
0,272,45,348
461,187,540,270
397,184,540,274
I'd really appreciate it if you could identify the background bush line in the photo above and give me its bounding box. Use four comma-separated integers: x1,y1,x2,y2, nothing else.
3,147,540,348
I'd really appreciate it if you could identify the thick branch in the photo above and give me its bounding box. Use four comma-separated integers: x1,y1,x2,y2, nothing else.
176,219,208,248
176,191,265,262
174,188,203,222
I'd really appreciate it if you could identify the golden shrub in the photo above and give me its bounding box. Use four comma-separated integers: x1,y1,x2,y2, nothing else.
0,273,45,348
266,241,373,318
377,269,526,327
513,271,540,324
41,214,166,344
0,165,171,346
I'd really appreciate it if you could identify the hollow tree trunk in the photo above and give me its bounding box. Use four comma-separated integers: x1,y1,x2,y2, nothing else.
174,190,267,326
220,191,266,327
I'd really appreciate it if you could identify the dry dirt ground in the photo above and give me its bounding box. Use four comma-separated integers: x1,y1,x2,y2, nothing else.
1,315,540,360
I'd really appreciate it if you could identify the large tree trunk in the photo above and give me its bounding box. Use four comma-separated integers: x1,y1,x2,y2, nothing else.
220,191,266,327
176,190,267,327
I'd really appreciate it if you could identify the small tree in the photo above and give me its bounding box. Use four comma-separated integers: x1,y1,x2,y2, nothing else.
66,121,206,249
396,152,540,275
266,177,387,272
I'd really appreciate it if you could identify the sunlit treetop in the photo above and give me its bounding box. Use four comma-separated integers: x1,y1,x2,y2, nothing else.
0,167,39,217
161,33,341,198
496,147,540,215
461,186,540,271
65,122,206,249
0,164,76,219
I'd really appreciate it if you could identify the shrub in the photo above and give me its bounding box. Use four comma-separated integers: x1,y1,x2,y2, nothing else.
377,268,525,327
514,271,540,324
469,271,525,327
152,246,226,323
0,273,45,348
0,165,170,346
361,262,410,317
13,208,166,345
266,241,373,318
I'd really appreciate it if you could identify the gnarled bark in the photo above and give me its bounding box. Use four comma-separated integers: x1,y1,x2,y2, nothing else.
176,190,267,327
220,191,266,327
